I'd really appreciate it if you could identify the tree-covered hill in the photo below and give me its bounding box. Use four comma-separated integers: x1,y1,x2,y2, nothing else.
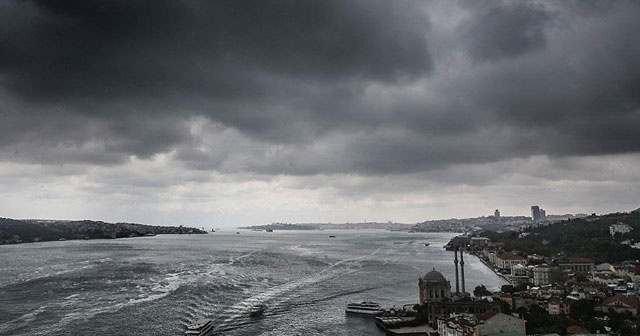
0,217,207,244
482,211,640,263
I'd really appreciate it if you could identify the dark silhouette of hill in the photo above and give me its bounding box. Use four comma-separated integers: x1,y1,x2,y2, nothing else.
0,217,206,244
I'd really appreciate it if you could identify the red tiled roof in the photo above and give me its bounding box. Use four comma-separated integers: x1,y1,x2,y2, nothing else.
497,254,527,260
563,257,594,263
602,294,638,308
567,326,589,334
476,310,498,321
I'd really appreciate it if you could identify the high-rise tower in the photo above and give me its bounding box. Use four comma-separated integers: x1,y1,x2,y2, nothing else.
531,206,541,221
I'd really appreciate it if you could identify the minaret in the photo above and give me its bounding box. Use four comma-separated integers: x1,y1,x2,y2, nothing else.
453,247,460,294
460,247,466,293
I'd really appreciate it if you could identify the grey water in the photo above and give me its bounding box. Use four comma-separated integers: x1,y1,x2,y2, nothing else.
0,230,506,335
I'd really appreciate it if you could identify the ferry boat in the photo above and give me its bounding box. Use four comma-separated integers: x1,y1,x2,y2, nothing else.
345,301,384,316
184,318,214,336
249,304,267,317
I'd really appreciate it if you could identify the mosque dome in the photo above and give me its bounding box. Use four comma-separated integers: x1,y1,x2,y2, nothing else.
421,268,446,282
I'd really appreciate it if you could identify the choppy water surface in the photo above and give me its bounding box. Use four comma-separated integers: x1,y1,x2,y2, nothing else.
0,230,506,335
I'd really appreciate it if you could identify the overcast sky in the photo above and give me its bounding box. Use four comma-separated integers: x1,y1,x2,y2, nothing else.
1,0,639,228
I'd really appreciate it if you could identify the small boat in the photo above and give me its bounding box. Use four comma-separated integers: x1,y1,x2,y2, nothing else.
345,301,384,316
424,243,430,246
249,303,267,317
329,235,336,238
266,229,273,232
184,318,214,336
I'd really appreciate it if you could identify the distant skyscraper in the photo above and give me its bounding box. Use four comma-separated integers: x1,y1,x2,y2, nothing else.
531,206,541,221
540,208,546,220
494,209,500,218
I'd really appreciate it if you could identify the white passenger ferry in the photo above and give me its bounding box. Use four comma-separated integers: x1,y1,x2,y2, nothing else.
345,301,384,315
184,318,214,336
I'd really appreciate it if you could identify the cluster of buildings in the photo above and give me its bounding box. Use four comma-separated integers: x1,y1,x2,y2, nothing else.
375,248,527,336
466,230,640,328
487,254,640,315
412,207,588,235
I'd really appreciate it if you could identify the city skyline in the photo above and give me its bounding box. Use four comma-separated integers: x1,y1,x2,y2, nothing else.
0,1,639,227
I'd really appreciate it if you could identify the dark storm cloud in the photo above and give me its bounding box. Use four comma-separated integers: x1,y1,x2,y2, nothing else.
461,2,552,62
0,0,432,102
452,2,640,160
1,0,640,178
0,0,433,165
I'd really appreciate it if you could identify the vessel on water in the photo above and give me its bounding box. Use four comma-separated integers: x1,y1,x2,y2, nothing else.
345,301,384,316
184,319,214,336
249,304,267,317
424,243,430,246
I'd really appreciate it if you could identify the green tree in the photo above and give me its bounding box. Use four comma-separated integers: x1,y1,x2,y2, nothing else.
549,268,567,285
473,284,492,297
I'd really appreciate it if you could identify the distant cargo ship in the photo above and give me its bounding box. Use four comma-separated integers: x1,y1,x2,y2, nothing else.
345,301,384,316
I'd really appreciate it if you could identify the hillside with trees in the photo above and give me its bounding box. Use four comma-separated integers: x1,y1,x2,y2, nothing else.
482,210,640,263
0,217,207,244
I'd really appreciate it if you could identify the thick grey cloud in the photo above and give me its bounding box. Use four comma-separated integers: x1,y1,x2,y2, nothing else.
0,0,431,101
1,0,639,174
461,2,552,62
0,0,433,163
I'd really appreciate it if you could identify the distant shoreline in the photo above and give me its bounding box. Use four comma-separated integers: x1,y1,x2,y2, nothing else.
0,217,207,245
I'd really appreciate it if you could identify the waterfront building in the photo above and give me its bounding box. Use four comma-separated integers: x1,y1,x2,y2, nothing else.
494,209,500,218
509,264,530,286
418,265,497,327
470,237,490,248
495,254,527,271
419,269,452,304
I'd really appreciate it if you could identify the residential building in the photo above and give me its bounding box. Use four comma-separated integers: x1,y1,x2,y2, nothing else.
533,266,552,286
438,311,526,336
471,237,490,248
610,223,632,237
547,297,570,315
600,294,638,316
495,254,527,271
437,314,476,336
475,311,526,336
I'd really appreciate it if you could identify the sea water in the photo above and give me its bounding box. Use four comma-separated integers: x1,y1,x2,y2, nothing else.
0,230,506,335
